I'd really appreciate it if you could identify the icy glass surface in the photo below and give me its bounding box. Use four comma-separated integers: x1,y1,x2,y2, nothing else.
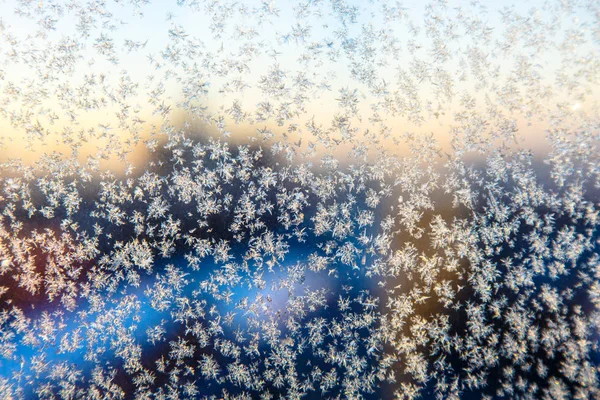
0,0,599,399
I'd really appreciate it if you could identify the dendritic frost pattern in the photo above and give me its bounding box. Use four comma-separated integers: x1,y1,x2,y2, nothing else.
0,0,599,399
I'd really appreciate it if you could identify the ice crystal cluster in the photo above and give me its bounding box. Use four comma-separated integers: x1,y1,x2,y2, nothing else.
0,0,599,399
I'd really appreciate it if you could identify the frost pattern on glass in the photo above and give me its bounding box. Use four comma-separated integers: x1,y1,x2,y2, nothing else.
0,0,599,399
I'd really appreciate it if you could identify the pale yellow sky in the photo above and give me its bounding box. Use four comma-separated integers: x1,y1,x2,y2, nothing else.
0,0,597,175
